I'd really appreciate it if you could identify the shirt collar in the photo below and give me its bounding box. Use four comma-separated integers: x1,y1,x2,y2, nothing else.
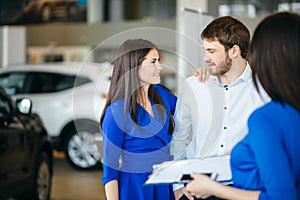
238,62,252,82
209,62,252,86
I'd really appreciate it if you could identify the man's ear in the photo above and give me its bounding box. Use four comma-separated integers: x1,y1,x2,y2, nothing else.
228,45,241,58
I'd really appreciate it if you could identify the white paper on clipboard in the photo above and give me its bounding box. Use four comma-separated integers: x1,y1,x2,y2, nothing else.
145,155,232,185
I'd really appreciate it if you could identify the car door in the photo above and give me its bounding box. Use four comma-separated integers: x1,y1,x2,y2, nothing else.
24,72,76,136
0,92,33,181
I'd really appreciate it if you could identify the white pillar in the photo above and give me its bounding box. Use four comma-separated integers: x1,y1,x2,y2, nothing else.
110,0,123,21
177,0,208,13
176,0,212,93
87,0,103,24
0,26,26,68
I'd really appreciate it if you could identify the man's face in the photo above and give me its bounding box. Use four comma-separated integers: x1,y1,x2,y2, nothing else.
202,39,232,76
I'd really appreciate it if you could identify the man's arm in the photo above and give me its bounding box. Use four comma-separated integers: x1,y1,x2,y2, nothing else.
171,80,195,200
170,79,194,160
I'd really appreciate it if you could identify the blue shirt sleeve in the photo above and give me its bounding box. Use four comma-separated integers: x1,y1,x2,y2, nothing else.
247,111,297,200
101,104,126,185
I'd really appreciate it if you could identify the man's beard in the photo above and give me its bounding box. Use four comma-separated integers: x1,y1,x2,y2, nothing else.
211,54,232,75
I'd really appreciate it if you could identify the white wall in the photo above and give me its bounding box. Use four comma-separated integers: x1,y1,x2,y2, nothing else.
177,0,208,13
0,26,26,68
176,0,214,92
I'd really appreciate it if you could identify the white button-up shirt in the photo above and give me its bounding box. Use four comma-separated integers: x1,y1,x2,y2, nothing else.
171,64,270,160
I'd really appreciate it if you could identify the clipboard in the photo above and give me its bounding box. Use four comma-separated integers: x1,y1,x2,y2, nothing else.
145,156,232,185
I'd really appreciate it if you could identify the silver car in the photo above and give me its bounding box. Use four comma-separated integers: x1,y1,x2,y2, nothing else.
0,62,112,169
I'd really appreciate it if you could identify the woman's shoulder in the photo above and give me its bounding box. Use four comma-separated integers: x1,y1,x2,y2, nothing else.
104,99,126,115
153,84,176,96
154,84,177,103
249,100,299,128
153,84,177,112
252,101,297,116
103,99,129,127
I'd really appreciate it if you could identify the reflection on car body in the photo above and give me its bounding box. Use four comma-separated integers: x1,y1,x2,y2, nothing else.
0,86,53,200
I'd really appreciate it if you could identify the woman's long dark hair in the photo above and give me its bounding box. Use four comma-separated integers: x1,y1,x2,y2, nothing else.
249,12,300,112
100,39,175,134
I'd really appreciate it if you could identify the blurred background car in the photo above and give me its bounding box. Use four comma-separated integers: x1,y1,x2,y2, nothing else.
0,0,86,25
32,0,79,22
0,62,112,170
0,86,53,200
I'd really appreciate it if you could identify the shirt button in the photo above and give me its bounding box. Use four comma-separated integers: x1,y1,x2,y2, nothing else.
224,106,227,110
220,144,224,147
224,127,227,130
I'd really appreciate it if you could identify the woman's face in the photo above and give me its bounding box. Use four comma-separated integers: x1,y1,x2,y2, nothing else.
138,48,162,86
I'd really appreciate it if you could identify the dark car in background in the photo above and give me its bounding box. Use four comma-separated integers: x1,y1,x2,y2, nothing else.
0,62,112,170
0,87,53,200
0,0,86,25
28,0,79,22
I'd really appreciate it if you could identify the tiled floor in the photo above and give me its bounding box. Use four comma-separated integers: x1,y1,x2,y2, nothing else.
51,154,106,200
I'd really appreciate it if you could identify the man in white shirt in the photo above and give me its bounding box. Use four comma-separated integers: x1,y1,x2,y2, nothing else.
171,16,269,200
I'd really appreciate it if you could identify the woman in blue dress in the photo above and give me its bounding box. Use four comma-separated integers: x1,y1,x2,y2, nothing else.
185,12,300,200
100,39,177,200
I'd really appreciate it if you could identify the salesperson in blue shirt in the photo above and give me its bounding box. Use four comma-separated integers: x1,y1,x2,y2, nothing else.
100,39,177,200
185,12,300,200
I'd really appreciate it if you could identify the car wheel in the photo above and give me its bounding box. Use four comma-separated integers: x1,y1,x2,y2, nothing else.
64,122,102,170
41,5,53,22
23,153,52,200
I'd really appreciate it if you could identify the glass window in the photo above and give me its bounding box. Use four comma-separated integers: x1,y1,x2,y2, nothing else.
28,72,91,94
0,73,27,95
0,71,91,95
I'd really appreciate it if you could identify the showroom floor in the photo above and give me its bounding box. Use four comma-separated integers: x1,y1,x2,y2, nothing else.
51,152,106,200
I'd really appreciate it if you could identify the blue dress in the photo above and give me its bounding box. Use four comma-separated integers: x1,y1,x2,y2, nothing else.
102,85,177,200
231,101,300,200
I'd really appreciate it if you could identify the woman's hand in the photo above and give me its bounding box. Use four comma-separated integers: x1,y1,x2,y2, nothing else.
186,173,261,200
193,67,211,82
104,180,119,200
185,173,215,199
174,187,194,200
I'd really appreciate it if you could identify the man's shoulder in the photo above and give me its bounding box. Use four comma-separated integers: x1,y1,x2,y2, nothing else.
178,76,212,99
184,76,207,86
185,75,198,83
183,76,215,91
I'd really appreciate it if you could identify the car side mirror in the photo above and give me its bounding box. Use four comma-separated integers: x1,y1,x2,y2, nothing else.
16,98,32,115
